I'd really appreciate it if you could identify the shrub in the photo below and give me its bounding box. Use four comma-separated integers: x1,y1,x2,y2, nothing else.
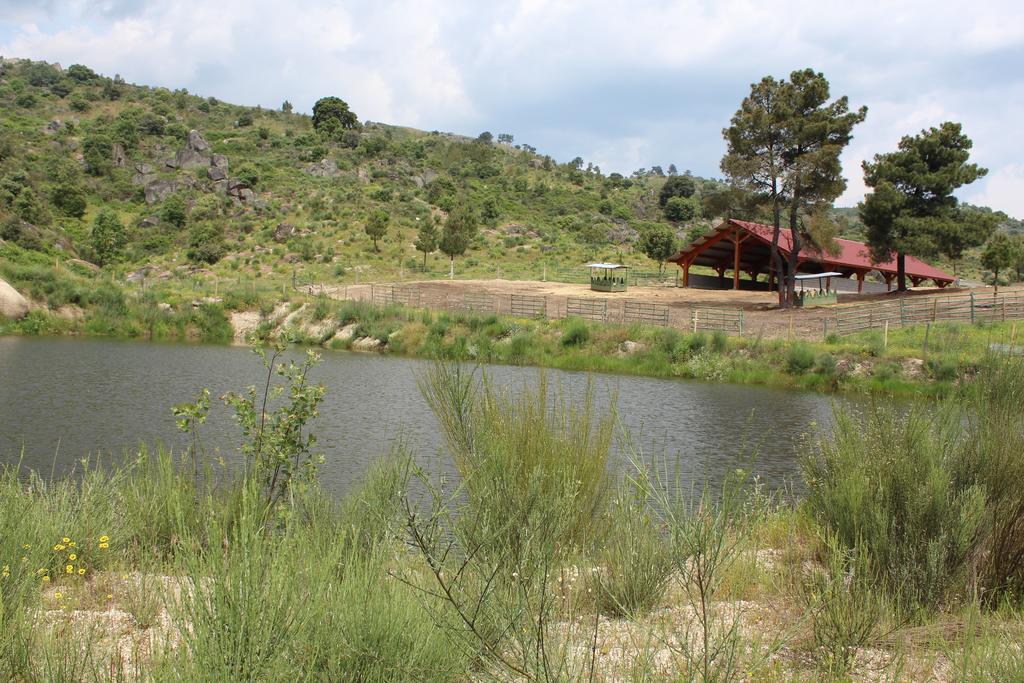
592,486,673,618
687,331,707,354
803,403,986,609
813,353,837,376
711,330,728,353
561,318,590,347
421,363,613,551
786,344,816,374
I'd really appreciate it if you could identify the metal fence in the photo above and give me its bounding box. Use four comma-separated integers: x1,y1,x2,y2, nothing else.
832,290,1024,334
566,297,608,322
689,306,744,333
622,300,671,326
510,294,548,318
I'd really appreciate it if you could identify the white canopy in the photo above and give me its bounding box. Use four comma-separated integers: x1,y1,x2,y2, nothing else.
794,272,843,280
584,263,628,270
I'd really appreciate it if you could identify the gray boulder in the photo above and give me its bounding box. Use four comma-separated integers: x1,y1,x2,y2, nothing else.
131,162,156,186
0,278,29,320
273,222,295,242
211,153,229,169
304,158,340,177
112,142,127,167
208,165,228,181
174,129,213,169
144,179,178,204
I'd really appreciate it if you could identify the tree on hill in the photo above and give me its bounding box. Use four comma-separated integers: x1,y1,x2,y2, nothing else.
281,100,293,113
982,232,1014,290
440,204,478,278
637,224,679,275
50,184,87,218
91,209,125,266
658,175,696,207
159,194,188,228
861,122,988,291
312,96,358,134
477,131,493,144
414,220,439,270
722,69,865,307
1013,234,1024,282
365,209,389,252
664,196,699,223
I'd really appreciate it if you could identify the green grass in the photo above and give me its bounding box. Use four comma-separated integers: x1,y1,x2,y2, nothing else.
1,354,1023,679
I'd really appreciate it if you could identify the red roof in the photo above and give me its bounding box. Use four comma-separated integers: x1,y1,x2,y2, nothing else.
692,219,955,283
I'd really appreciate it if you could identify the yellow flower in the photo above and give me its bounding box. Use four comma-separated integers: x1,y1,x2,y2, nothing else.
65,564,73,574
68,541,76,548
99,542,109,549
54,544,64,551
99,535,110,544
107,594,113,600
54,592,62,600
2,565,8,572
42,576,50,582
68,554,77,561
77,568,86,576
22,544,30,550
62,537,70,544
37,568,47,575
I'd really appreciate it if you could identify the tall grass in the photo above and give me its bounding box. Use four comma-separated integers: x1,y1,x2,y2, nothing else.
419,362,614,551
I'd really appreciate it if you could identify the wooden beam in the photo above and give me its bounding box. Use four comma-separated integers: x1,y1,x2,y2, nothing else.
733,226,741,290
856,271,865,294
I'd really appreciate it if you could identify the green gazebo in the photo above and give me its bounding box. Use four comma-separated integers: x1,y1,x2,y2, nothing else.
586,263,629,292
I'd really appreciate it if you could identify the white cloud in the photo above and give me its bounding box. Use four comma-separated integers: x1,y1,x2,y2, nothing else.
968,164,1024,217
2,0,1023,216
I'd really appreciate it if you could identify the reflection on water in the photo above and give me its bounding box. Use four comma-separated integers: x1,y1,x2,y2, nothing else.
0,336,840,495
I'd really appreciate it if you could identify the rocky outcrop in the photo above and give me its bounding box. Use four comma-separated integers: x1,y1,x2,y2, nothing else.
273,222,295,242
0,278,29,320
173,130,212,169
304,158,340,177
208,165,228,181
112,143,127,167
351,337,382,352
619,340,646,354
144,178,178,204
131,162,156,186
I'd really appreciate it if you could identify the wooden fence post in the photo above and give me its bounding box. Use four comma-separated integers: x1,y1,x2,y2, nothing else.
970,292,976,324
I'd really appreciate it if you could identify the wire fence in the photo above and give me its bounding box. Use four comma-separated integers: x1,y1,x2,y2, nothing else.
313,282,746,333
831,289,1024,335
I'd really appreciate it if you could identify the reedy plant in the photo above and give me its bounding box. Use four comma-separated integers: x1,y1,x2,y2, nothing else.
402,362,617,680
629,447,771,682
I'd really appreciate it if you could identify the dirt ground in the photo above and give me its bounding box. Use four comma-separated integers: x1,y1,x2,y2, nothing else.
313,278,980,341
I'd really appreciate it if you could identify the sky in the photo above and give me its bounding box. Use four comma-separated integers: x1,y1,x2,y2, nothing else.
2,0,1023,217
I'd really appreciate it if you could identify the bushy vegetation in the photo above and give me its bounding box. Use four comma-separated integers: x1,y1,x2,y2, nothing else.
804,358,1024,612
2,351,1024,679
0,57,726,289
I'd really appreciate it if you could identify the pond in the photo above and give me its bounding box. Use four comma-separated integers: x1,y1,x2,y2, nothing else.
0,337,842,495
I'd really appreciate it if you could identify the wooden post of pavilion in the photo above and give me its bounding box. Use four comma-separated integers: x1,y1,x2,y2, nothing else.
733,226,741,290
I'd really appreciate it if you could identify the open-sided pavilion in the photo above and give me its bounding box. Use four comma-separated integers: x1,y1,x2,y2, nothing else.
667,219,956,293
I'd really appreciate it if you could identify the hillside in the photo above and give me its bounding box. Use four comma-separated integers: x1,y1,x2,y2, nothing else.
2,57,1020,333
0,58,731,289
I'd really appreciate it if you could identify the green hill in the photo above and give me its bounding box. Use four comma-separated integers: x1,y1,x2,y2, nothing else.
0,57,728,288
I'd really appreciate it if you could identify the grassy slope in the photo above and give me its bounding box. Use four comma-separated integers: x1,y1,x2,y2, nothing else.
0,57,722,287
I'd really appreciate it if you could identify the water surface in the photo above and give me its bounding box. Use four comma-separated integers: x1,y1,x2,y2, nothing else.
0,337,840,494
